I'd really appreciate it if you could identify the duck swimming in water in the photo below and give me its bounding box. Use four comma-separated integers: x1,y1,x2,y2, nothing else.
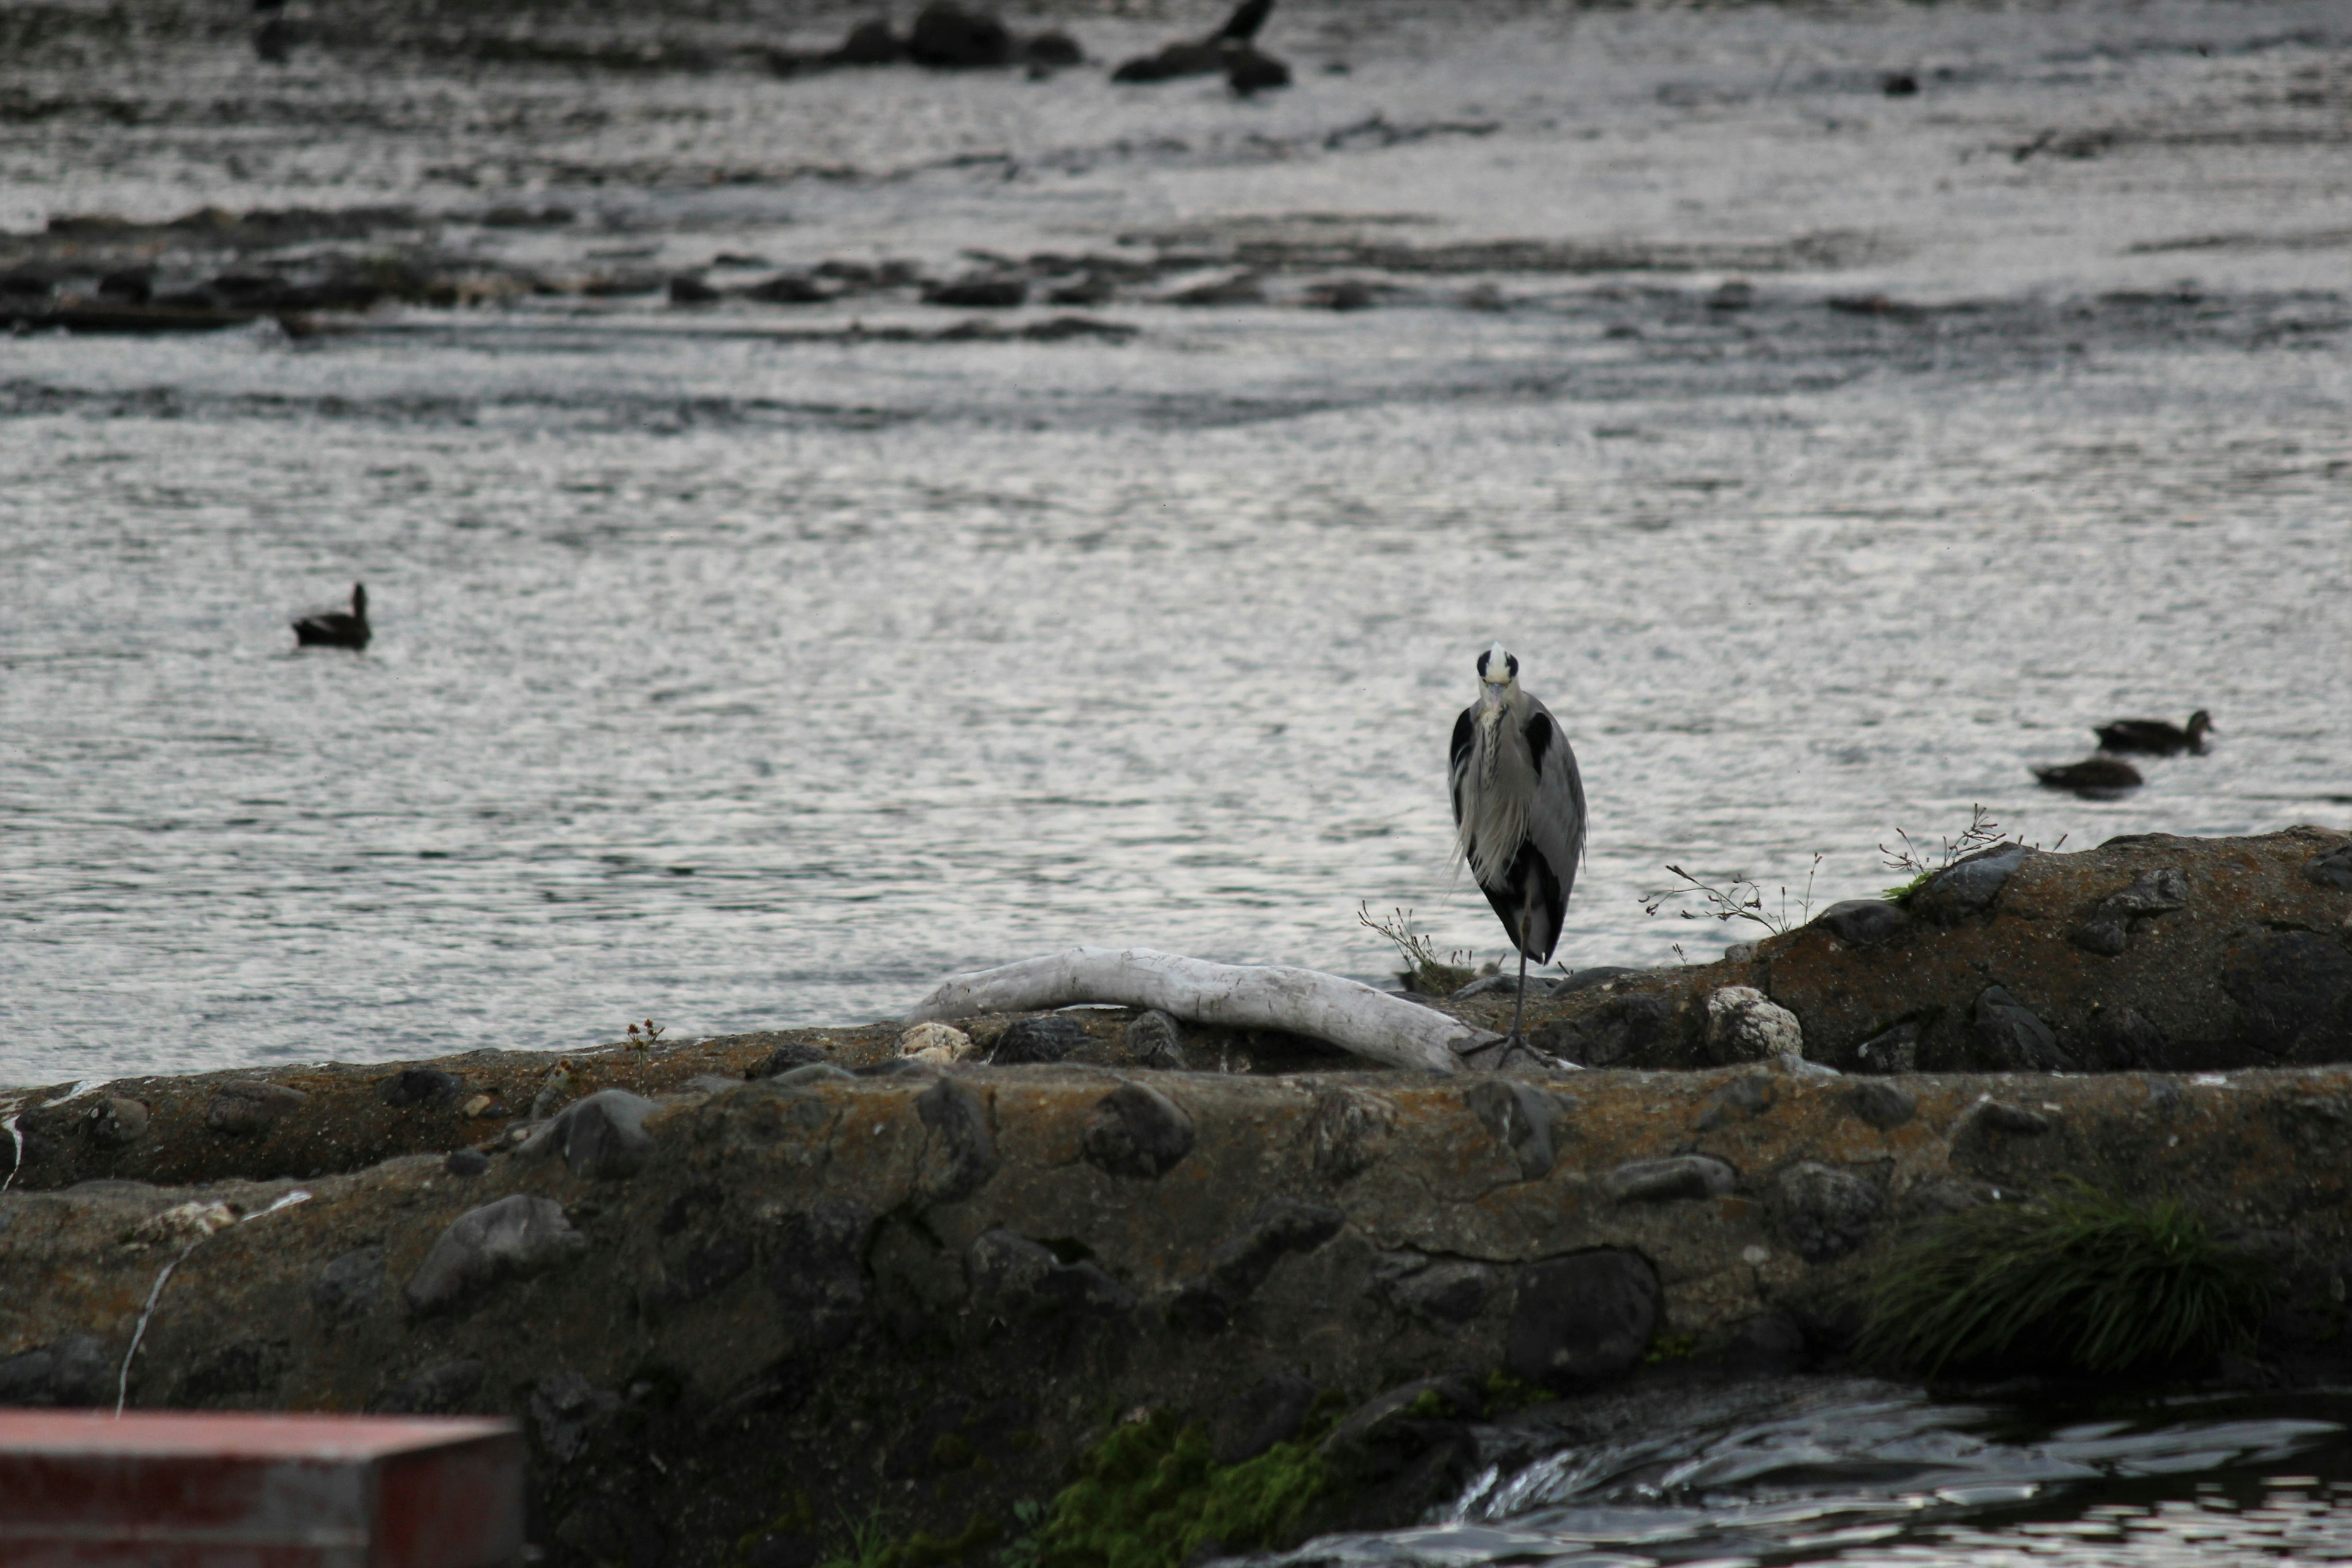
2095,710,2212,755
2033,755,2143,797
293,583,369,650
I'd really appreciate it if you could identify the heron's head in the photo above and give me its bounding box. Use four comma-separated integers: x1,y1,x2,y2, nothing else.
1474,643,1519,706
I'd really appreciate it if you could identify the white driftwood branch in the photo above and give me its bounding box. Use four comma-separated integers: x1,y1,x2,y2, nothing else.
903,946,1496,1074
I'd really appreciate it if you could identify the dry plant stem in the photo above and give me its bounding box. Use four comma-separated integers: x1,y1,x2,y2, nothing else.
904,947,1490,1072
1642,851,1823,936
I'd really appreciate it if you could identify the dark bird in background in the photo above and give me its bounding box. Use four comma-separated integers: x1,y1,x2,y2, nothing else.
2033,755,2143,797
1450,643,1586,1047
2095,710,2214,755
293,583,371,650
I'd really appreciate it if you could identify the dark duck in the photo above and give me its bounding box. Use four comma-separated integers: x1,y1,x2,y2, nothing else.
2095,709,2213,755
2032,755,2143,797
293,582,371,650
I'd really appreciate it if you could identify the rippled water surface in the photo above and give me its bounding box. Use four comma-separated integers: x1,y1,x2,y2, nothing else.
1277,1382,2352,1567
4,0,2351,1083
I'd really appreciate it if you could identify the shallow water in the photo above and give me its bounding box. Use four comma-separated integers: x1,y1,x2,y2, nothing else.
4,0,2351,1084
1275,1382,2352,1568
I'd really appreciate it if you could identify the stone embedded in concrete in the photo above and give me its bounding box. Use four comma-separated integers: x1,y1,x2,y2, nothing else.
1172,1199,1345,1329
1771,1161,1885,1263
524,1088,657,1180
85,1096,149,1148
205,1080,307,1136
2308,846,2352,892
1317,1374,1483,1487
1607,1154,1735,1204
1695,1074,1773,1129
1853,1020,1921,1074
1973,986,2075,1071
445,1148,489,1177
2223,930,2352,1060
766,1197,874,1349
1305,1087,1392,1185
967,1229,1136,1321
644,1235,753,1316
369,1358,484,1414
1723,1311,1807,1374
772,1063,853,1088
914,1074,995,1203
404,1194,586,1316
1463,1079,1559,1180
1538,990,1672,1066
1505,1249,1659,1390
2072,918,2129,956
0,1333,110,1407
311,1244,385,1322
1210,1370,1319,1464
1974,1100,2054,1136
2073,869,2190,955
175,1339,280,1402
990,1014,1087,1065
2093,1007,2169,1069
1705,987,1803,1065
1126,1009,1188,1069
1080,1081,1195,1179
1370,1257,1496,1325
379,1068,463,1108
1817,899,1907,947
1913,843,2031,922
532,1370,621,1463
753,1042,828,1079
1845,1080,1918,1129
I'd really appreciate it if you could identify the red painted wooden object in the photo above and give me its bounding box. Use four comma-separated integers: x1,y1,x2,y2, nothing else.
0,1410,522,1567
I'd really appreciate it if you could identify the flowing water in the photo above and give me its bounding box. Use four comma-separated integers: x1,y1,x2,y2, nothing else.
4,0,2350,1087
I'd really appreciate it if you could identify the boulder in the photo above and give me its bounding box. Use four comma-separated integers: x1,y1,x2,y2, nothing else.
1080,1082,1195,1178
522,1089,657,1180
403,1195,586,1316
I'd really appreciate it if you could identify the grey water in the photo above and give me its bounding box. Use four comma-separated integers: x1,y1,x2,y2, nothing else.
4,0,2351,1093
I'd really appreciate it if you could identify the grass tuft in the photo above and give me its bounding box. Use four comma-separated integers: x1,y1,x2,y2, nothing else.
1035,1413,1326,1568
1856,1180,2271,1377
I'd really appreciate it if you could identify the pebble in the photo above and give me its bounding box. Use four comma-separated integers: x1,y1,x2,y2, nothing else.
1607,1154,1736,1204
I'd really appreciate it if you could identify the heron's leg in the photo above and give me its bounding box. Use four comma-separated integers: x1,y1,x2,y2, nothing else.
1507,946,1529,1046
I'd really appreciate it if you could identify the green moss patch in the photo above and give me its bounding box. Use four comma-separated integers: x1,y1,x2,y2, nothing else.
1030,1414,1327,1568
1857,1180,2271,1376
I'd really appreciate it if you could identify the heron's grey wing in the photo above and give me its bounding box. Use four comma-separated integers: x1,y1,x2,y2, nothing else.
1521,699,1587,905
1448,706,1475,829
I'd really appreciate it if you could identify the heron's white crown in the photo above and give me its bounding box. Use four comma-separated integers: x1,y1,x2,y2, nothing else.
1477,642,1518,687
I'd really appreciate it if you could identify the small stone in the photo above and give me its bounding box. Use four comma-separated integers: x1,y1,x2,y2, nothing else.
85,1096,149,1147
460,1093,496,1118
1126,1009,1188,1069
1914,843,2030,921
899,1022,973,1063
1722,942,1757,963
1973,985,2075,1071
1771,1161,1885,1263
2305,845,2352,892
378,1068,462,1109
312,1245,386,1322
133,1200,235,1247
1816,899,1907,947
752,1042,828,1079
1081,1082,1196,1179
1379,1260,1496,1325
1845,1080,1917,1129
1210,1371,1318,1465
1705,987,1804,1065
2071,918,2129,956
1504,1250,1659,1390
1463,1079,1558,1180
521,1089,657,1180
1537,991,1671,1067
369,1359,484,1415
1853,1020,1920,1074
991,1014,1088,1065
1975,1100,2053,1136
1304,1087,1392,1185
444,1148,490,1178
205,1080,307,1136
1607,1154,1736,1204
403,1194,586,1316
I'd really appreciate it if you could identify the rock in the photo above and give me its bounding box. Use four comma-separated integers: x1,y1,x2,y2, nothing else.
1853,1020,1920,1074
2090,1006,2169,1069
2071,918,2129,957
1973,985,2075,1071
1771,1051,1841,1079
134,1200,235,1247
370,1359,484,1414
523,1089,657,1180
906,3,1012,68
2073,869,2190,954
1607,1154,1735,1204
1370,1256,1495,1325
1816,899,1907,947
899,1022,973,1065
1210,1370,1317,1464
1304,1087,1390,1185
668,274,720,305
1695,1074,1773,1129
1705,987,1803,1064
205,1080,307,1136
751,1042,828,1078
2223,930,2352,1059
1537,991,1670,1066
1172,1199,1345,1330
746,273,827,305
0,1333,111,1407
967,1230,1136,1321
379,1068,462,1109
1771,1162,1885,1263
445,1148,489,1178
2307,846,2352,893
990,1014,1087,1064
913,1074,995,1203
1724,1312,1807,1374
1913,843,2030,922
1125,1009,1187,1069
403,1195,586,1316
766,1199,873,1348
312,1245,386,1322
1973,1100,2053,1136
1845,1080,1917,1129
923,276,1027,309
644,1235,753,1314
1081,1082,1195,1179
769,1063,853,1088
1462,1079,1558,1180
84,1096,148,1147
1504,1250,1659,1390
1224,45,1290,94
532,1371,620,1463
825,19,900,67
1317,1375,1482,1486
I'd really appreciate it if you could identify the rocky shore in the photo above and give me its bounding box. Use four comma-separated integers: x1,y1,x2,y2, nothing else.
4,827,2350,1566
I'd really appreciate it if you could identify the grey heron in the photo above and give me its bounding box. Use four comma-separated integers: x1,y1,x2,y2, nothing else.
293,583,369,650
2094,710,2213,755
1450,643,1586,1047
